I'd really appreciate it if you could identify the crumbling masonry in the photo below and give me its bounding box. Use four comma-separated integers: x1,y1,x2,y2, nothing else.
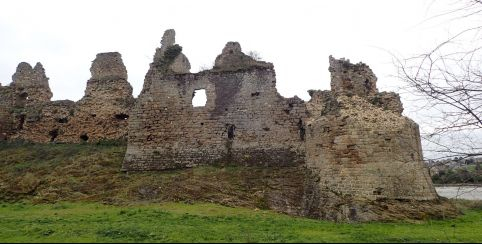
0,52,134,142
0,29,444,221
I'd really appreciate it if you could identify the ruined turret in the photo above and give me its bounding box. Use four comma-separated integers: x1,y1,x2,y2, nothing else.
303,57,437,220
10,62,52,106
61,52,136,142
83,52,132,100
213,42,273,71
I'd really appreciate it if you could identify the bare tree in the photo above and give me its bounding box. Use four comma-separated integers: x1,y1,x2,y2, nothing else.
247,50,263,61
396,0,482,186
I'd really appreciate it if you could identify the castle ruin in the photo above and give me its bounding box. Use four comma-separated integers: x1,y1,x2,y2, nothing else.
0,29,445,221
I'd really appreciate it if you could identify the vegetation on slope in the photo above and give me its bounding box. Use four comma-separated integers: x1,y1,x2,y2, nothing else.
0,141,301,209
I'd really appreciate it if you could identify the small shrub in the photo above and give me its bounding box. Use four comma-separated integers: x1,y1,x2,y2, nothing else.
164,45,182,62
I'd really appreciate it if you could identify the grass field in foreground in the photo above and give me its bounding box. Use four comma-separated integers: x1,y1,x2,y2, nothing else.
0,202,481,243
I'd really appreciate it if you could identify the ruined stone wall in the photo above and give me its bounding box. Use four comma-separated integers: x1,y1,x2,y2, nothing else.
0,63,54,141
3,53,134,143
10,62,52,106
124,36,307,171
305,95,436,201
303,59,436,202
0,84,14,140
329,56,378,97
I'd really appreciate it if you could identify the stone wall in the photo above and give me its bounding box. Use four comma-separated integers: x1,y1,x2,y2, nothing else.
329,56,378,97
10,62,53,106
0,84,14,140
123,36,307,170
305,95,436,200
1,53,134,143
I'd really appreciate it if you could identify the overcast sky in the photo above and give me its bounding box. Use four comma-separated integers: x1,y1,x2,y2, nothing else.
0,0,471,126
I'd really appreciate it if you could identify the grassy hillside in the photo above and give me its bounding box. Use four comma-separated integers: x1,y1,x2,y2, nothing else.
0,141,305,209
0,201,481,243
1,142,481,242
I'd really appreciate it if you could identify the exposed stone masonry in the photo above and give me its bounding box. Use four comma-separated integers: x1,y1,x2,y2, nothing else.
0,29,447,221
11,62,53,105
213,42,273,71
0,52,134,143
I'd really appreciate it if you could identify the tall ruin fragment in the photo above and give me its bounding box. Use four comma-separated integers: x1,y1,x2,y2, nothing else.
0,29,446,221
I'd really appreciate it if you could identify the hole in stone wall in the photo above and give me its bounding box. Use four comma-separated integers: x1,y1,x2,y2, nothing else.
17,114,26,130
298,119,305,141
364,79,371,91
373,187,383,195
80,133,89,142
227,124,236,140
56,117,68,123
19,92,29,100
192,89,207,107
114,113,129,120
49,129,59,142
251,92,260,97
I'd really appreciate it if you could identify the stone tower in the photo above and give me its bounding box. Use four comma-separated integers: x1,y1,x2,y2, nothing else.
63,52,135,142
10,62,52,106
302,56,438,220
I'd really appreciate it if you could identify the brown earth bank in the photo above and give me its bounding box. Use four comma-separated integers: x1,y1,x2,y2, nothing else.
0,142,458,222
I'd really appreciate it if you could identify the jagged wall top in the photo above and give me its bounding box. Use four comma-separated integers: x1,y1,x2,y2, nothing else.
159,29,176,56
90,52,128,81
82,52,133,103
10,62,52,103
12,62,50,88
213,42,273,71
329,56,378,97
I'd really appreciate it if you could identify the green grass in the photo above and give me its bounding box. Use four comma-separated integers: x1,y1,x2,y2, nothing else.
0,201,481,243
